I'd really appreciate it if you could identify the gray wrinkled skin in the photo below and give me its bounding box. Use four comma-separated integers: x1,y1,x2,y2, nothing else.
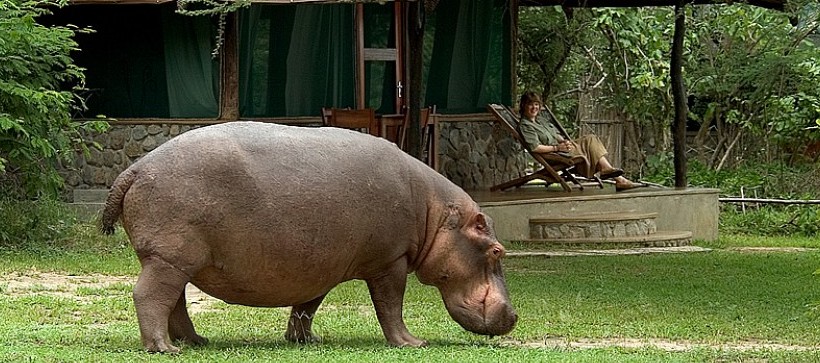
101,121,517,353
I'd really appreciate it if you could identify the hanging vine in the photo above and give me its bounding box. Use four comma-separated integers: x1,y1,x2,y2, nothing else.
176,0,251,57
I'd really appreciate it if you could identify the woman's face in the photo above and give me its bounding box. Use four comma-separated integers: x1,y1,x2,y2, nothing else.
523,101,540,120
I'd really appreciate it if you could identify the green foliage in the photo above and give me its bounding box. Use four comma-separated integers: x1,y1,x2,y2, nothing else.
517,4,820,168
687,5,820,156
643,159,820,236
0,197,77,248
720,204,820,236
0,0,109,199
0,197,129,253
176,0,251,57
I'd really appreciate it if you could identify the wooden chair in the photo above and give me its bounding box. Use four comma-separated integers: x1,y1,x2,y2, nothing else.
380,108,408,149
328,108,378,136
420,105,437,170
487,103,597,192
320,107,334,126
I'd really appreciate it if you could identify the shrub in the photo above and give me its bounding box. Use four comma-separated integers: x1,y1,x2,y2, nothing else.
644,159,820,237
0,0,108,199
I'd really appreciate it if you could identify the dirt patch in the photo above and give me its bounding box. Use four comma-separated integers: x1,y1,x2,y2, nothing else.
0,270,219,314
502,337,817,352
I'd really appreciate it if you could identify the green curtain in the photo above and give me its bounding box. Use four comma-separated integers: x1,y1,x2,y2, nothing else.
161,11,219,118
425,0,511,114
48,4,218,119
56,1,510,119
239,4,355,117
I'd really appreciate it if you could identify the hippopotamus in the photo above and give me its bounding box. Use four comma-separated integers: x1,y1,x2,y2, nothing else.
101,121,517,353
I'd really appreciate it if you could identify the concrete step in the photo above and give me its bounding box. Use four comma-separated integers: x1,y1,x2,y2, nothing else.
509,230,693,250
529,212,658,240
73,188,109,203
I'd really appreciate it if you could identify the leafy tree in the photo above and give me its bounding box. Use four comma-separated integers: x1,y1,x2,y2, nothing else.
517,3,820,176
687,4,820,168
0,0,108,199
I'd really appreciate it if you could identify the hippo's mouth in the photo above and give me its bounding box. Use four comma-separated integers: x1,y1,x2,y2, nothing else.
443,284,516,336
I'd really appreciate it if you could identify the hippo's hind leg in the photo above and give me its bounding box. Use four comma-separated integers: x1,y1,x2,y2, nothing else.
133,255,192,353
168,288,208,346
285,293,327,344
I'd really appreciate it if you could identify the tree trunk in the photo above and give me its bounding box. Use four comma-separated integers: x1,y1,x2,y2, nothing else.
670,2,688,188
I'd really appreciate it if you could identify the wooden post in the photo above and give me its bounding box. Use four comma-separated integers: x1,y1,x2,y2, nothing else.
671,1,688,188
406,1,425,159
355,3,366,110
219,12,239,121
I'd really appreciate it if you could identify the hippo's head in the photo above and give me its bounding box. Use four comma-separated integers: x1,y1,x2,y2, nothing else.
416,204,517,336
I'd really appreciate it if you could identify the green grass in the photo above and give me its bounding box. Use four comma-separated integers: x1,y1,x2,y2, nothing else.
0,234,819,362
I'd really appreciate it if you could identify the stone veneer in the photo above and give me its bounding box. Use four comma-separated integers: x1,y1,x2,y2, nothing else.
63,117,528,194
530,217,658,240
436,118,528,191
63,124,201,191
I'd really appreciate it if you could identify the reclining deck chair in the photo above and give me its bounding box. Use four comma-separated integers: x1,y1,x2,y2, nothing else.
487,103,600,192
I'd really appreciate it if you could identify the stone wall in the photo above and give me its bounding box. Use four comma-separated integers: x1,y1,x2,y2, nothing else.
63,117,528,195
63,124,201,191
436,118,529,191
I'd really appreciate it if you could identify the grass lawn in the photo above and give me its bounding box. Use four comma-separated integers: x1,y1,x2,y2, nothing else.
0,233,818,362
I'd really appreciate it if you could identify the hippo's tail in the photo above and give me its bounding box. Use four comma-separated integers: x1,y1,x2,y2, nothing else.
100,168,138,235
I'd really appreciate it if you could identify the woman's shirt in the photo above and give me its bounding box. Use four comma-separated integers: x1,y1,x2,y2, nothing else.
519,113,561,152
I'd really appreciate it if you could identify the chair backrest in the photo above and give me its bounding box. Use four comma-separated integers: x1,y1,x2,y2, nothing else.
487,103,576,163
487,104,525,144
420,105,438,169
486,103,591,192
420,105,436,128
539,105,572,141
329,108,377,136
321,107,333,126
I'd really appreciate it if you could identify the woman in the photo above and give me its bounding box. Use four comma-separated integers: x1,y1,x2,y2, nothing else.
517,91,637,191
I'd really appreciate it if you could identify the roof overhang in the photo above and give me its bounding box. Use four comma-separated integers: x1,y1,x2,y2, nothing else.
520,0,786,11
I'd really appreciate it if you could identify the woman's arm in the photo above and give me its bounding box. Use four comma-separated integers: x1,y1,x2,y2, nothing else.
520,121,572,153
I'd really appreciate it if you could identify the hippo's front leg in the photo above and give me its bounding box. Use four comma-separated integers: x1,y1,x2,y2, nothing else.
365,259,428,347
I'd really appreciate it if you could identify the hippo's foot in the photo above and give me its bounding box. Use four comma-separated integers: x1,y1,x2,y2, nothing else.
173,333,209,346
284,326,322,344
144,338,181,354
387,334,428,348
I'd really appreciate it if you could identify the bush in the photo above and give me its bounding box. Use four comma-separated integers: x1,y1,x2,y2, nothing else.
644,159,820,237
0,198,128,252
0,0,108,199
720,204,820,237
0,198,78,248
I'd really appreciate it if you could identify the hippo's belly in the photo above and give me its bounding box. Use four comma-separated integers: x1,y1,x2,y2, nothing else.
190,264,346,307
